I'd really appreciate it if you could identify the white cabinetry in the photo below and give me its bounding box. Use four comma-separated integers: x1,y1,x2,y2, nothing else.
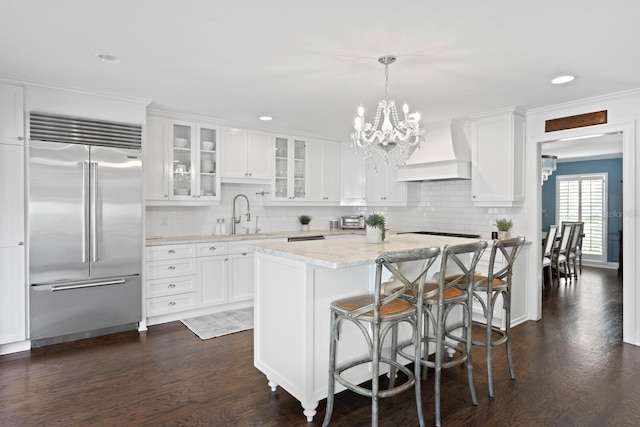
145,244,198,317
220,128,272,182
365,162,419,207
471,107,526,207
306,139,340,203
0,146,25,345
0,84,26,348
340,142,418,206
0,84,24,145
144,115,221,204
340,142,366,206
273,135,307,202
197,242,228,307
145,238,285,325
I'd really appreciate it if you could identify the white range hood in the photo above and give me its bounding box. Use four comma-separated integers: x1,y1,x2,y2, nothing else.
396,119,471,181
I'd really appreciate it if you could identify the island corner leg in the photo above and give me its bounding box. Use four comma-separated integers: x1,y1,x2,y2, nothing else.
302,401,319,422
267,376,278,392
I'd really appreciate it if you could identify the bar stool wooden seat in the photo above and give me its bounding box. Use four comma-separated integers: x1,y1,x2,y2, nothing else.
471,236,525,397
322,246,441,427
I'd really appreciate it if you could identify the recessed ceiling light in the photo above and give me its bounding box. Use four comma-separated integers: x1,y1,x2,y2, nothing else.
95,52,121,64
258,116,273,121
551,75,575,85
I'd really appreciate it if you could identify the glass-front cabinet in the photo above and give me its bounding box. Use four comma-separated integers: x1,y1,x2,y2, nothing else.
144,115,220,204
170,121,219,201
273,136,306,201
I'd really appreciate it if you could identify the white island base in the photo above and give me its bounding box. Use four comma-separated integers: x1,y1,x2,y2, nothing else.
254,251,377,421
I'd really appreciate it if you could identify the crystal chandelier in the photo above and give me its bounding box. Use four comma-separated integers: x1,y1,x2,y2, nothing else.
541,154,558,185
351,55,425,169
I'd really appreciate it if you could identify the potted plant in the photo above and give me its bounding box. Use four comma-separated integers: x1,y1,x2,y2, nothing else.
494,218,513,239
298,215,312,232
365,213,386,243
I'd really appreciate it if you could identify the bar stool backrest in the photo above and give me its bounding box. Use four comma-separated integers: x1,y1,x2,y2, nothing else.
428,241,488,302
487,236,526,284
349,246,442,318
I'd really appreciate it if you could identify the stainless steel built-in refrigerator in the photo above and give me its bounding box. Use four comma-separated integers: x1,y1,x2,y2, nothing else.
28,112,143,343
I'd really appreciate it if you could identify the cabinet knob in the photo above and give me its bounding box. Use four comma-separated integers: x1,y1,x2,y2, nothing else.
168,301,176,306
18,242,24,246
168,266,176,270
168,283,176,288
249,172,252,176
164,194,169,198
242,252,248,256
168,249,175,254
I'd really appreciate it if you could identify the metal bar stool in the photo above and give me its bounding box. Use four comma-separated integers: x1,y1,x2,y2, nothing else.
471,236,526,397
322,246,441,427
400,241,487,427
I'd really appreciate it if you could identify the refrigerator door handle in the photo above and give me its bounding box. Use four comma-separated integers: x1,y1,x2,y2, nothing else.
81,161,90,263
50,278,127,292
90,161,98,263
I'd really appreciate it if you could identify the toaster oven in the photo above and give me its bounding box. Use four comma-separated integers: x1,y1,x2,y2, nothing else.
340,215,365,229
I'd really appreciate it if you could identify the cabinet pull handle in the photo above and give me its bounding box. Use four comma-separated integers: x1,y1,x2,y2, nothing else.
242,252,248,256
209,247,216,251
168,301,176,306
168,283,176,288
168,249,175,254
168,266,176,270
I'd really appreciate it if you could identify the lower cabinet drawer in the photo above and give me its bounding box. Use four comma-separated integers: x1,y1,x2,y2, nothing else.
146,275,196,298
146,258,197,279
147,292,196,317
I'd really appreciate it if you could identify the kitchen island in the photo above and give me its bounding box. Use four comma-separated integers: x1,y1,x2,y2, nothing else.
252,233,483,422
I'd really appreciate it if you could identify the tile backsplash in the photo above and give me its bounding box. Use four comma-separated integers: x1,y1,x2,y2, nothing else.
145,181,527,239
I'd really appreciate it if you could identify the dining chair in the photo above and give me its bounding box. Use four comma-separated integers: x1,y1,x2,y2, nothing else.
471,236,526,397
542,225,559,286
552,222,574,284
566,222,584,279
323,246,441,427
394,241,487,427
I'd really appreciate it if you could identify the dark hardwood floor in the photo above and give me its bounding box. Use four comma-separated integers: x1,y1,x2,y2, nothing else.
2,267,638,426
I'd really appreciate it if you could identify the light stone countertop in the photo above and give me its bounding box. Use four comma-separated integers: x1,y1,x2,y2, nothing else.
252,233,485,269
145,229,364,246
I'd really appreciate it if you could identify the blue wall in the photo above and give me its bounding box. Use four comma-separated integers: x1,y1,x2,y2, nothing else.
541,158,623,263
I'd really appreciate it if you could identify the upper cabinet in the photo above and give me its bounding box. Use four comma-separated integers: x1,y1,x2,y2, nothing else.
0,84,24,146
220,128,272,182
144,115,221,205
306,139,340,203
471,107,526,207
340,142,419,207
272,135,307,202
365,163,419,207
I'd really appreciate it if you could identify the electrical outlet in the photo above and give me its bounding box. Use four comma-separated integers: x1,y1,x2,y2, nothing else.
160,216,167,226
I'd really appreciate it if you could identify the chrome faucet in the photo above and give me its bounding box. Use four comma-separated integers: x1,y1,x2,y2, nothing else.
232,194,250,235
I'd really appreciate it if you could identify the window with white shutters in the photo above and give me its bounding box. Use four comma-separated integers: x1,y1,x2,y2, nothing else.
556,173,607,262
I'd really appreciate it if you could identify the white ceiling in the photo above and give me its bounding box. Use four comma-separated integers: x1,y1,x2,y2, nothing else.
2,1,640,141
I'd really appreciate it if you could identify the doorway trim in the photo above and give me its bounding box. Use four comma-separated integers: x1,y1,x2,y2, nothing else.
528,121,636,344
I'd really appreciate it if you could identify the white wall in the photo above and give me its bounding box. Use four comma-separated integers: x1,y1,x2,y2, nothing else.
23,83,148,125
